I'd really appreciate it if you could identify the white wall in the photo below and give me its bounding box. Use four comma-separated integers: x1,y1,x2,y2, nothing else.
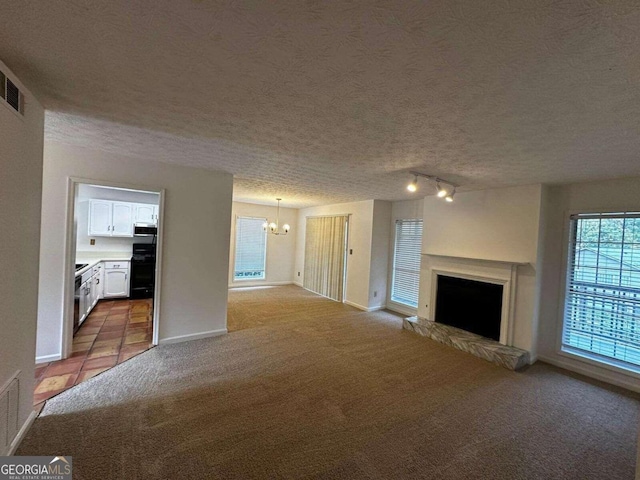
296,200,376,310
419,185,543,354
229,201,297,286
387,199,424,315
391,199,424,223
637,425,640,480
369,200,392,309
37,141,233,359
422,185,542,263
0,59,44,454
537,176,640,392
76,184,159,254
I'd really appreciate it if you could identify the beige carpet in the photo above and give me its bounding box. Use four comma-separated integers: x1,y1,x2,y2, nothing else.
18,285,639,479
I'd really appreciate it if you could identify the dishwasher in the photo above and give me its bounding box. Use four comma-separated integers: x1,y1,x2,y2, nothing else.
73,275,82,334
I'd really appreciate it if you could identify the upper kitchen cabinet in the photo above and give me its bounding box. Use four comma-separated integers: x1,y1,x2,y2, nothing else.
112,202,134,236
134,203,158,225
88,200,134,237
88,200,112,236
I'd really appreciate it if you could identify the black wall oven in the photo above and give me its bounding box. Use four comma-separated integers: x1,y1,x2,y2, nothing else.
130,243,156,299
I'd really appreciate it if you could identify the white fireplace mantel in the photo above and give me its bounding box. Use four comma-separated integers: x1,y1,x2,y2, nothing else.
423,253,529,266
421,253,528,347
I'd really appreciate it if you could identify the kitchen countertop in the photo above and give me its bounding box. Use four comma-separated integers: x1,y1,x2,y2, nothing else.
75,254,131,277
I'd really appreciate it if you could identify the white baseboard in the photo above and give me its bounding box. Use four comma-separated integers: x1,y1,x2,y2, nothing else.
344,300,384,312
159,328,227,345
8,410,37,456
229,281,293,288
35,353,61,364
293,281,303,287
537,354,640,393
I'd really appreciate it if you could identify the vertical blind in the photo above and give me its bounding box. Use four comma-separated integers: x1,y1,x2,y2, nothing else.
563,212,640,369
304,216,348,301
391,219,423,308
234,216,267,281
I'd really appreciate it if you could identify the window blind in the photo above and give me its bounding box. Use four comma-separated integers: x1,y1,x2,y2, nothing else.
563,212,640,369
234,216,267,281
391,219,423,308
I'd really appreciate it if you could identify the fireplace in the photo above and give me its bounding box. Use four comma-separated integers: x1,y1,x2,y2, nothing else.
404,253,531,370
422,254,527,346
435,275,503,341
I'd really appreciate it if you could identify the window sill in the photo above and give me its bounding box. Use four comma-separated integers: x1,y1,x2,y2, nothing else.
559,345,640,380
386,301,418,317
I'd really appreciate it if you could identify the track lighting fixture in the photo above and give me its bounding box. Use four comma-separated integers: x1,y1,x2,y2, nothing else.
407,175,418,192
406,172,458,202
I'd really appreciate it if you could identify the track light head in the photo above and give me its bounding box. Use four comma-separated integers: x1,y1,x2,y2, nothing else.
407,175,418,193
436,182,447,198
445,188,456,202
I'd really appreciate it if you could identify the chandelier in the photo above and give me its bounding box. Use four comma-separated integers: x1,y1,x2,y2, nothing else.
263,198,290,235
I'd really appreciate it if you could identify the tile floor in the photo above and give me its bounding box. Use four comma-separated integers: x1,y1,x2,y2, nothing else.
34,298,154,408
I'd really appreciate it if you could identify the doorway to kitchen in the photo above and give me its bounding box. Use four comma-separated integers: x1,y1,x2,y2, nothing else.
34,179,165,407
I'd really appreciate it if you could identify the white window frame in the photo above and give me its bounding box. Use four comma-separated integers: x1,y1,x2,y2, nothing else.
387,219,423,315
233,216,268,282
557,209,640,378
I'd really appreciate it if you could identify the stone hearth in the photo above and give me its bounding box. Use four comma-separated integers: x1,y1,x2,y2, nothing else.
403,316,530,371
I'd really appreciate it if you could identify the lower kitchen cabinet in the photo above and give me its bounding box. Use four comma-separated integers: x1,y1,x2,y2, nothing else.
90,264,102,307
103,261,130,298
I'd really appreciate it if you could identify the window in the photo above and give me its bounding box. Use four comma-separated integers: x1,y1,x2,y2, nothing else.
562,212,640,371
234,217,267,281
391,219,423,308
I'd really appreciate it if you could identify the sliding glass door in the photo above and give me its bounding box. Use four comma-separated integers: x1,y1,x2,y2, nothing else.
303,216,349,301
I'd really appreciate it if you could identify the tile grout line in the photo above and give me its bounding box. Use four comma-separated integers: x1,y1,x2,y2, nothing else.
33,299,154,407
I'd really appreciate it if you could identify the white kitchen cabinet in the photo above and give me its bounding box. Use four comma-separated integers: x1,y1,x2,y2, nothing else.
88,199,133,237
103,261,129,298
79,280,89,324
89,200,157,236
134,203,157,225
91,264,102,306
111,202,133,236
79,269,94,325
88,200,112,236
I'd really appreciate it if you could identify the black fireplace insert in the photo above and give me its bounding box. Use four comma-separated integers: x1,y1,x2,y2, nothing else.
434,275,503,341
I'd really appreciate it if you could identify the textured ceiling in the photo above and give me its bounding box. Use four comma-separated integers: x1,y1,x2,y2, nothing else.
2,1,640,208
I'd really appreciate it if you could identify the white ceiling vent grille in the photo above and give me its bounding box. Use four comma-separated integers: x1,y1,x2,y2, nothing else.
0,70,24,115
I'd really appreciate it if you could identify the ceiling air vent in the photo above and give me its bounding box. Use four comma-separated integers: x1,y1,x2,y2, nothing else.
6,79,19,112
0,70,24,115
0,71,5,100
